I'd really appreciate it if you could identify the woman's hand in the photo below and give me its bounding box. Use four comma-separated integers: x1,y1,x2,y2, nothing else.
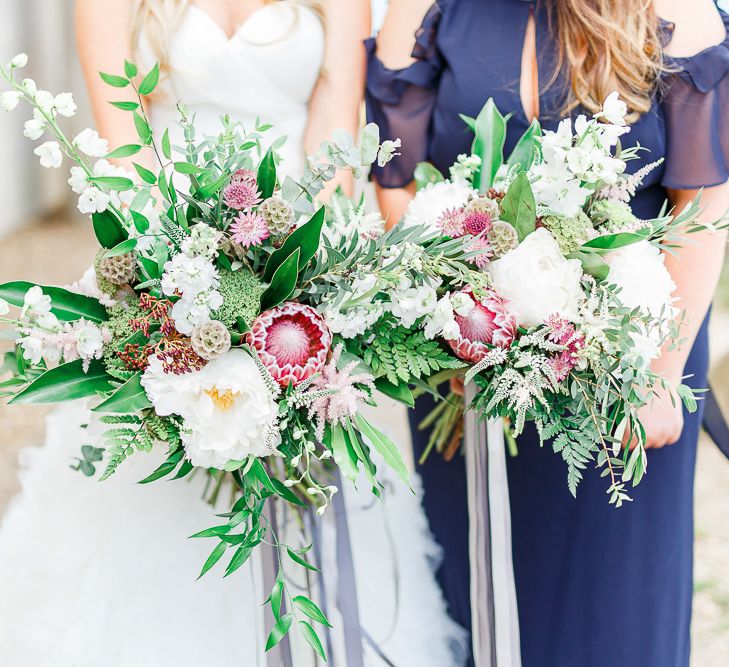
624,384,684,449
450,376,465,396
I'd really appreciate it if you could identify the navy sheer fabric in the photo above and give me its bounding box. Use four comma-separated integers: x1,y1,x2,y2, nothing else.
367,2,729,666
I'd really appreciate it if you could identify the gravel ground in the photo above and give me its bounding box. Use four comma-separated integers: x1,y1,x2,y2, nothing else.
1,217,728,665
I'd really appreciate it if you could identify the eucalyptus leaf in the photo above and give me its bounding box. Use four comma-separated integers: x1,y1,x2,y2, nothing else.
134,162,157,185
161,129,172,160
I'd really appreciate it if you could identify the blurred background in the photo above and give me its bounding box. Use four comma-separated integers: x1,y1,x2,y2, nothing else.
1,1,728,664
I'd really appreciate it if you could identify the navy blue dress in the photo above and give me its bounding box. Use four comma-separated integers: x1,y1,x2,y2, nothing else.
366,2,729,665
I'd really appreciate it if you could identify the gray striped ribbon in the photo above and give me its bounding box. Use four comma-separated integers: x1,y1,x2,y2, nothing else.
464,383,522,667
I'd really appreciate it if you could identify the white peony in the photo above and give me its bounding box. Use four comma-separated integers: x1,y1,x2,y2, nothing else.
488,228,585,328
141,349,280,468
606,240,677,318
1,91,22,112
73,128,109,157
34,141,62,169
402,180,475,235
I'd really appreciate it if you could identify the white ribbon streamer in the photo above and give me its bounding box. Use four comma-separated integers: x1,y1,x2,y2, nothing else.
465,383,522,667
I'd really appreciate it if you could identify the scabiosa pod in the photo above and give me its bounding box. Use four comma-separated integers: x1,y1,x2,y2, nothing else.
248,302,332,387
447,287,517,363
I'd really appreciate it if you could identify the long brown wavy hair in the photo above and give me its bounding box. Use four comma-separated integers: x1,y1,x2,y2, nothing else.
550,0,667,118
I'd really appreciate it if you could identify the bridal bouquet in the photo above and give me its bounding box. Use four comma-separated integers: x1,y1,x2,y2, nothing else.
0,56,474,656
405,95,714,505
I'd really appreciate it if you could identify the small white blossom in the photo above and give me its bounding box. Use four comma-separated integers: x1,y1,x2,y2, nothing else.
17,336,43,365
9,53,28,68
23,114,45,140
377,138,401,167
0,298,10,315
598,92,628,126
73,128,109,157
34,141,63,169
68,166,89,194
53,92,77,118
20,78,37,94
33,90,55,115
22,285,52,319
77,186,111,214
1,91,22,112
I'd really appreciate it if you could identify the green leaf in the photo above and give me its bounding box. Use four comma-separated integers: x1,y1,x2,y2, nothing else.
102,238,138,258
124,60,138,78
581,230,650,251
93,374,152,414
298,621,327,661
189,525,232,539
355,413,410,486
109,101,139,111
293,596,332,627
263,207,325,282
569,250,610,281
470,98,507,192
198,541,227,579
414,162,445,190
260,248,300,311
677,384,698,413
91,175,135,191
499,171,536,241
133,111,152,145
270,577,284,620
329,424,359,482
173,161,204,175
105,144,142,159
138,450,185,484
0,281,108,322
134,162,157,185
374,378,415,408
257,148,277,199
287,547,319,572
9,360,114,404
506,118,542,172
138,63,160,96
131,210,150,234
266,613,293,652
161,129,172,160
92,209,128,249
100,72,129,88
196,173,228,199
225,546,252,576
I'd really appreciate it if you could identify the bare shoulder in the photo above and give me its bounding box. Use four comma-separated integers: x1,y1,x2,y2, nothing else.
654,0,726,57
75,0,132,31
376,0,436,69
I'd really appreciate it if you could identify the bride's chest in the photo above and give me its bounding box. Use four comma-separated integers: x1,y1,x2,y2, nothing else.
142,3,325,109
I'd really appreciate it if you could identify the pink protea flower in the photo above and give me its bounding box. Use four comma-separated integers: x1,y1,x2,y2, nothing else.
248,302,332,386
438,207,466,238
551,350,576,382
468,236,494,269
309,344,376,439
230,212,270,247
463,210,493,236
448,287,517,362
223,170,262,210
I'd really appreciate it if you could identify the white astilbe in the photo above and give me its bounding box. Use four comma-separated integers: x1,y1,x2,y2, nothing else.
486,367,551,435
518,329,568,353
464,347,508,385
598,159,664,203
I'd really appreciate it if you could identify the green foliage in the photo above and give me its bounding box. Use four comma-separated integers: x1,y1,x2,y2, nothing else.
10,359,114,405
500,171,536,241
0,281,108,323
506,118,542,172
70,445,105,477
541,210,594,254
468,98,508,192
357,318,465,386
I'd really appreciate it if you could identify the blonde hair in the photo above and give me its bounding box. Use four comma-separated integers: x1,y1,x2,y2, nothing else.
130,0,323,75
550,0,668,119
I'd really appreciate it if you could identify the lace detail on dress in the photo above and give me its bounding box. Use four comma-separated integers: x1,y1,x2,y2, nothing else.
660,9,729,189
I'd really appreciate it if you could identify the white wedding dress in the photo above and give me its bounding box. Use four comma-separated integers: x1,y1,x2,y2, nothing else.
0,4,467,666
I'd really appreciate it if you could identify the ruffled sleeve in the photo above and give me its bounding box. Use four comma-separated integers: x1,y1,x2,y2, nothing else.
365,3,444,188
660,10,729,189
